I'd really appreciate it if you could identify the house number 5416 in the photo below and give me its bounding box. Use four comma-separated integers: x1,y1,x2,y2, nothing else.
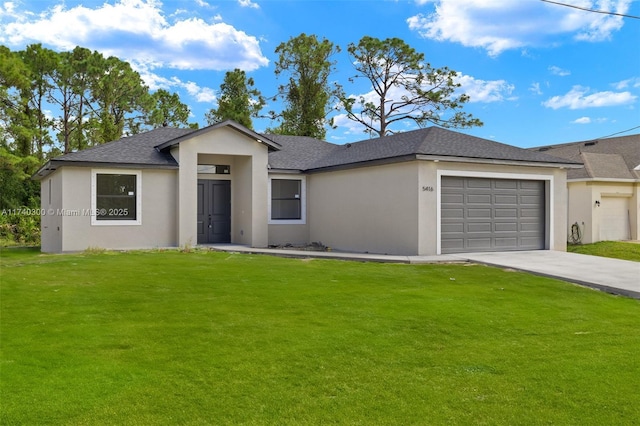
422,186,434,192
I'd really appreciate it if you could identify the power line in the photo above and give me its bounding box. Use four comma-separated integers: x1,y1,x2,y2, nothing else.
597,125,640,139
541,0,640,19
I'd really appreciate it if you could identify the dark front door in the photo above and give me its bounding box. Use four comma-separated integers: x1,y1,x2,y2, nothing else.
197,180,231,244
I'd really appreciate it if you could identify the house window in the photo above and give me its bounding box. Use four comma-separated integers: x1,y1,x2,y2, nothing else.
91,170,142,225
269,176,306,224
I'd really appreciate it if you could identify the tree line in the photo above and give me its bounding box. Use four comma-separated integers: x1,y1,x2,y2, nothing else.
1,34,482,213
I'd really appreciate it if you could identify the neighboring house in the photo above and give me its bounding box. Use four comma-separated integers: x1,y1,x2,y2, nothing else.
34,120,580,255
531,134,640,244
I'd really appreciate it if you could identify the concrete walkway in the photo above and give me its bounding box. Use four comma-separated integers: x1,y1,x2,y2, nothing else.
208,245,639,299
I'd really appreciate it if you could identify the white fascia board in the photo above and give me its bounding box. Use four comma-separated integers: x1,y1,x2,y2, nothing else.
415,154,582,169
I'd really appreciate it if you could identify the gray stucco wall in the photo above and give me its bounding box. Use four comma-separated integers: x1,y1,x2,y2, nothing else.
43,167,178,252
307,162,421,255
40,171,63,253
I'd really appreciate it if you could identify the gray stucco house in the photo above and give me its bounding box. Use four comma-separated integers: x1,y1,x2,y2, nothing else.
531,134,640,244
34,120,580,255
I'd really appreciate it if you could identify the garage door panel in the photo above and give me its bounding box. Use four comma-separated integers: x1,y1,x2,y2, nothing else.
495,208,517,218
520,222,542,232
520,195,542,204
468,208,492,218
520,208,542,218
495,237,518,248
494,180,518,189
468,179,491,189
442,193,464,204
442,239,465,250
520,236,543,247
468,194,491,204
520,181,541,190
441,177,545,253
442,208,464,218
494,222,518,232
495,194,517,204
442,177,464,188
467,238,492,249
442,223,464,233
468,222,492,233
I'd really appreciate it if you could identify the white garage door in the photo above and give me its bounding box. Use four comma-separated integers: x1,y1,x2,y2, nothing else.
599,197,630,241
441,177,546,254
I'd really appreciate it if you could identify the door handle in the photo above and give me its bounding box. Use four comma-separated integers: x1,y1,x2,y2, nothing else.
208,214,212,228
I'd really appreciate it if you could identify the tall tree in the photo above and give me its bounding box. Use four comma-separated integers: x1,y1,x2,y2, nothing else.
16,44,57,158
145,89,196,130
270,33,341,139
90,56,152,143
341,36,482,137
205,69,264,129
0,46,31,153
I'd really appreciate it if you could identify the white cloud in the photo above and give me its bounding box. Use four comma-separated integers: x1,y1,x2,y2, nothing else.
614,77,640,90
0,0,269,71
131,61,217,104
573,116,591,124
456,74,516,103
407,0,631,57
549,65,570,76
530,82,543,95
183,81,217,103
543,85,636,109
238,0,260,9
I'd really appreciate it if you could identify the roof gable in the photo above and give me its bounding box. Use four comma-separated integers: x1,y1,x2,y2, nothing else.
155,120,281,152
582,153,634,179
531,134,640,180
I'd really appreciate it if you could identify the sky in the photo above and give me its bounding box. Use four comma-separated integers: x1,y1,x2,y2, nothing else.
1,0,639,148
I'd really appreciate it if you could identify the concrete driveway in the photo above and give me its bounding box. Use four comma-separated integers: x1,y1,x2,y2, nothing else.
210,244,639,299
452,251,640,299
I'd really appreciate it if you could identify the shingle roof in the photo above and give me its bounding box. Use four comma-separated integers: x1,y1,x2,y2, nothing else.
531,134,640,180
269,126,580,171
263,134,338,170
35,123,581,181
51,127,196,167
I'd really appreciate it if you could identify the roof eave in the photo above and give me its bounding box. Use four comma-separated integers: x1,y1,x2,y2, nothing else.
415,154,583,169
568,177,639,183
32,159,178,180
267,168,304,174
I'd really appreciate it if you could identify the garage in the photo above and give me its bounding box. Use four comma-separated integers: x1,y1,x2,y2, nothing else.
441,176,546,254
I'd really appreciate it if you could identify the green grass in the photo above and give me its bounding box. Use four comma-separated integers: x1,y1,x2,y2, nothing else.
568,241,640,262
1,248,639,425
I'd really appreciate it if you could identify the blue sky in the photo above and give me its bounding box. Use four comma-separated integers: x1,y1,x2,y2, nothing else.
1,0,639,147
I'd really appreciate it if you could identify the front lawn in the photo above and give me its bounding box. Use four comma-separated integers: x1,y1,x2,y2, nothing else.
568,241,640,262
1,248,639,425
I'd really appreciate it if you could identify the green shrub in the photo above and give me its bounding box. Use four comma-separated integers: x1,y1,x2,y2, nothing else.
0,209,40,246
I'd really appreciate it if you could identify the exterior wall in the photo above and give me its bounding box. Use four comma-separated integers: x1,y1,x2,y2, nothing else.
51,167,177,252
567,182,593,243
268,224,309,246
40,170,63,253
175,126,269,248
274,160,567,256
425,161,568,255
307,162,420,255
568,181,638,243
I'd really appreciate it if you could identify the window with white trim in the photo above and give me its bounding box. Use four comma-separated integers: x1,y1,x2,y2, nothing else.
91,170,142,225
268,176,306,224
